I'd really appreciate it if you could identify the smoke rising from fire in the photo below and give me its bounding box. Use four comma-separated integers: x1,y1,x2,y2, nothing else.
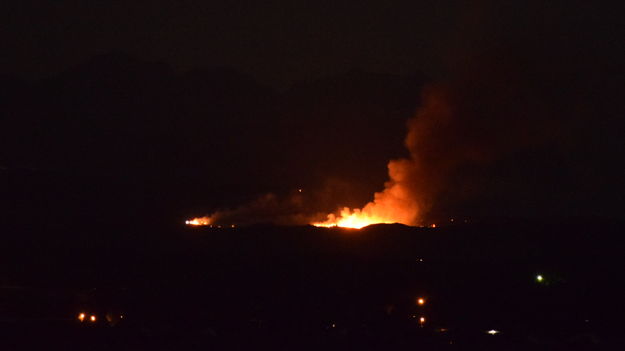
313,78,534,227
189,70,555,228
188,1,611,227
187,192,311,227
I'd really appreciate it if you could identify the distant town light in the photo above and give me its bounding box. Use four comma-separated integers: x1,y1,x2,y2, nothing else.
90,315,96,322
419,316,426,325
486,329,500,335
78,313,86,322
417,298,425,306
536,275,544,282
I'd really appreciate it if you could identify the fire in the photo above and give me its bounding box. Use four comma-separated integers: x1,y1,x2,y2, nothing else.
311,158,422,229
312,207,397,229
185,217,211,226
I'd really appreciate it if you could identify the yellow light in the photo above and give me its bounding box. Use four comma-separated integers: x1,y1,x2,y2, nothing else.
311,207,398,229
487,329,500,335
90,315,96,322
419,316,426,324
536,275,544,282
185,217,211,226
78,313,86,322
417,298,425,305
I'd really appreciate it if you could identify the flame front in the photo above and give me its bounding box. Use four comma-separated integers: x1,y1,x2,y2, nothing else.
312,207,396,229
185,217,211,226
311,154,422,229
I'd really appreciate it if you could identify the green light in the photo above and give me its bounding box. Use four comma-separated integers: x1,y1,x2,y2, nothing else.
536,275,543,282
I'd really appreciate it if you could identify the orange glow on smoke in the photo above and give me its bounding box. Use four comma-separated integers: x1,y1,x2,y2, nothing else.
311,154,421,229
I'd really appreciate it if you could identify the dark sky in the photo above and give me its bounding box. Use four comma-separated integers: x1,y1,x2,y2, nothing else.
1,1,624,224
4,1,623,82
3,1,465,86
3,1,622,84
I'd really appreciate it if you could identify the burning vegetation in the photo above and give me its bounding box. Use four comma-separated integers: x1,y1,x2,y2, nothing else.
185,218,211,226
184,86,455,229
186,56,556,229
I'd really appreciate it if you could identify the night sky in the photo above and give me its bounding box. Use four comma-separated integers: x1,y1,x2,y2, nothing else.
1,1,624,226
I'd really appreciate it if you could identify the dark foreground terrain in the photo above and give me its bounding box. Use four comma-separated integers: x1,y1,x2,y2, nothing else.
1,220,624,350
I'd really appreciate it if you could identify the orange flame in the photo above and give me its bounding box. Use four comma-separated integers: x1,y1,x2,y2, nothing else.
312,207,396,229
185,217,211,226
312,157,421,229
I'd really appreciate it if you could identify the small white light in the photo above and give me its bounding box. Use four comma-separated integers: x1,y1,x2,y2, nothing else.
486,329,500,335
536,275,544,282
